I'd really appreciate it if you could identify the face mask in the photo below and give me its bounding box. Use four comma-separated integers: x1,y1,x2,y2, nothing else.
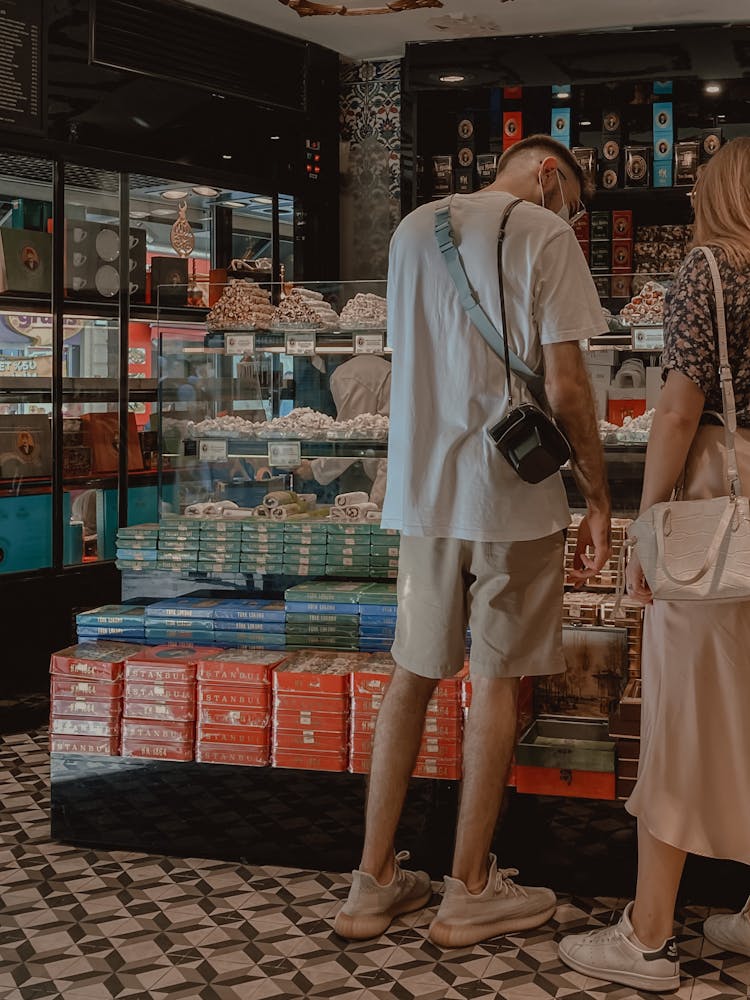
538,169,571,222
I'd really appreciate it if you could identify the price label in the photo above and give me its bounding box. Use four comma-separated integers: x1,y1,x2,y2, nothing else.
199,439,228,462
354,332,385,355
631,327,665,350
225,333,255,355
285,332,317,356
268,441,302,468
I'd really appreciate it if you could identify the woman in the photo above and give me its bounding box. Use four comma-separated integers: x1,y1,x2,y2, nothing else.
559,136,750,993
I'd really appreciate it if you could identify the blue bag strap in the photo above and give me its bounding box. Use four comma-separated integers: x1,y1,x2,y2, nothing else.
434,199,546,406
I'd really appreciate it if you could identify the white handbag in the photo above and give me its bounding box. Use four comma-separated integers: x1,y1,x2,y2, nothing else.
625,246,750,603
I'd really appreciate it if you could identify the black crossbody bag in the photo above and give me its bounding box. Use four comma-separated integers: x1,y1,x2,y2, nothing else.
434,198,571,484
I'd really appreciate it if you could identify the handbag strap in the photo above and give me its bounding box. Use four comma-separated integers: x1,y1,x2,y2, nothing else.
697,246,742,497
434,198,546,408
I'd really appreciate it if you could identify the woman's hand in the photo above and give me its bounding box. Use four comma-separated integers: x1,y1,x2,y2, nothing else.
625,546,653,605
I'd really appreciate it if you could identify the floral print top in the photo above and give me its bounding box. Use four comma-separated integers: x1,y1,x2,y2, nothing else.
662,246,750,426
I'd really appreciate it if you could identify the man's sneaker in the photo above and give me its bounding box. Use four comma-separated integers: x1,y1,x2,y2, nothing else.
559,901,680,993
333,850,433,940
428,855,556,948
704,897,750,957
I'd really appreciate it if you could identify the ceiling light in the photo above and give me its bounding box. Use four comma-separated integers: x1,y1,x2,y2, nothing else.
161,189,189,200
270,135,281,141
705,82,722,95
579,119,592,126
193,186,219,197
222,154,233,160
279,0,442,14
152,208,176,216
132,116,150,129
439,74,465,84
221,201,245,208
130,210,148,219
254,196,273,205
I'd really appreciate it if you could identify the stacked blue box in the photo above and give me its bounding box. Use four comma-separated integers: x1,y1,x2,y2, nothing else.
144,597,223,644
325,523,372,579
282,521,328,577
358,582,398,652
115,524,159,571
284,581,366,650
369,526,401,579
199,519,243,576
157,518,200,573
240,522,285,575
76,604,148,642
212,599,287,648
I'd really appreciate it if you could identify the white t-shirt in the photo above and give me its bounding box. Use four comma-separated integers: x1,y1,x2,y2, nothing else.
381,190,607,542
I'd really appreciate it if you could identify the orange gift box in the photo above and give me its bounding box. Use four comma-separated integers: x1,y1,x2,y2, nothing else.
198,684,271,710
124,680,194,703
413,756,462,781
274,728,347,753
274,707,348,733
50,716,119,738
196,650,287,686
123,698,195,723
121,738,194,762
198,705,270,728
273,690,349,715
196,724,270,747
272,747,348,772
51,676,123,700
51,697,120,721
125,644,213,681
121,720,194,743
515,765,615,800
196,743,270,767
350,731,460,758
50,734,119,755
272,652,366,696
50,642,143,682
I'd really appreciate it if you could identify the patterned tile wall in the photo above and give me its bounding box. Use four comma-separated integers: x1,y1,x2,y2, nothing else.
339,59,401,281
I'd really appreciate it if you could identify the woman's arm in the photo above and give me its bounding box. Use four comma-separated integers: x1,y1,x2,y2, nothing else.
639,369,705,514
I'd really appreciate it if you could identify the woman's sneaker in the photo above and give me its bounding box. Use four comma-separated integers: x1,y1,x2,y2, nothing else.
429,855,556,949
559,902,680,993
334,850,433,940
704,898,750,957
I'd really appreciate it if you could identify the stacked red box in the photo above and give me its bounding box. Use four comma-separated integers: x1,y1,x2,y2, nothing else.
121,645,210,761
195,649,286,766
349,654,463,780
272,652,368,772
49,641,142,755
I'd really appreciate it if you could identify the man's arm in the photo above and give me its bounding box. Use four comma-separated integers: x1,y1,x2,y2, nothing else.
542,340,611,583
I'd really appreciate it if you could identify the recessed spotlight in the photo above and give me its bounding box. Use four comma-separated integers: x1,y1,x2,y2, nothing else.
212,92,226,100
440,74,465,84
222,153,233,160
717,113,727,119
152,208,176,217
556,91,571,100
193,186,219,197
270,135,281,141
579,119,592,126
221,201,245,208
130,210,148,219
132,116,150,129
161,189,189,200
705,82,722,95
254,196,273,205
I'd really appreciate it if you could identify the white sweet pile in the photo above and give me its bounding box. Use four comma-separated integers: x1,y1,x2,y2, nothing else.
186,407,389,441
207,281,274,330
272,291,321,328
292,288,340,329
619,282,666,326
607,409,655,443
340,292,387,330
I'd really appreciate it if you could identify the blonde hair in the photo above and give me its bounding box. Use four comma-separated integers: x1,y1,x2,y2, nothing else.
692,137,750,268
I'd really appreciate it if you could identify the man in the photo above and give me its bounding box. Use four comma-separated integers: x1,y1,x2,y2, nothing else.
334,135,611,947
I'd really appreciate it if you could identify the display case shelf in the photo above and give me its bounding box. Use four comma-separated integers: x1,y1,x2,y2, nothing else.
183,437,388,460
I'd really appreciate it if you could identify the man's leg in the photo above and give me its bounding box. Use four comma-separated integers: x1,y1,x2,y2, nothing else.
451,675,518,892
360,665,438,883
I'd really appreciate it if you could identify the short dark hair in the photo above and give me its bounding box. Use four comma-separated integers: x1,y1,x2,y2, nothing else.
497,134,593,200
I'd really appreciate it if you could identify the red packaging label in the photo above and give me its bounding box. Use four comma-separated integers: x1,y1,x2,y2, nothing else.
273,691,348,715
351,692,459,720
196,724,270,747
350,731,460,757
50,641,143,681
273,728,347,753
198,684,271,710
123,699,195,723
350,712,463,741
350,668,392,697
197,651,286,685
196,743,270,767
413,757,462,781
50,734,119,755
124,662,197,684
50,716,120,738
51,697,121,720
124,680,195,703
51,676,123,700
121,738,194,762
272,747,348,772
273,707,349,732
198,705,270,728
121,720,194,742
272,652,370,696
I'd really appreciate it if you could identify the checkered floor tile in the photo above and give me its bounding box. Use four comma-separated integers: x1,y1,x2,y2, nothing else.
0,728,748,1000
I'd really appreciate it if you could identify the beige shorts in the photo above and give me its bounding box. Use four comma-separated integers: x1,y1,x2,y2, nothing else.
391,532,565,680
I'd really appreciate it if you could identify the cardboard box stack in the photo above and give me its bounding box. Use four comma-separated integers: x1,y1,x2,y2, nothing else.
326,523,371,578
349,654,463,780
157,517,200,574
144,597,224,645
76,604,147,643
49,641,141,755
115,524,159,572
195,649,286,766
272,651,363,772
121,645,204,760
369,526,400,579
284,581,364,652
240,520,285,576
283,521,327,577
357,583,397,653
198,518,242,577
212,598,287,649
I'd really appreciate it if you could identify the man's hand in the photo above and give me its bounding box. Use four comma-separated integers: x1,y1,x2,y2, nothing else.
567,507,611,588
